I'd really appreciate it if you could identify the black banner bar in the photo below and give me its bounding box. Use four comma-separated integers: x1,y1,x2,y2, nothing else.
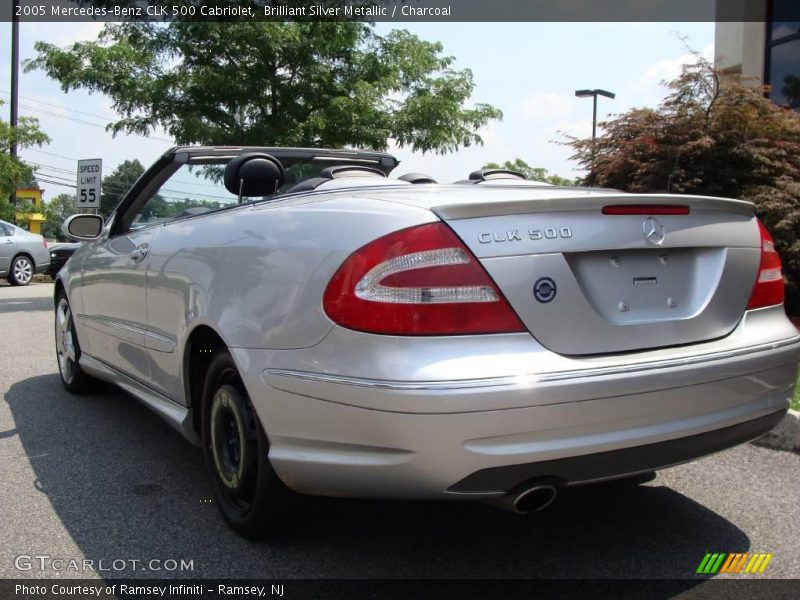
2,0,794,23
3,579,800,600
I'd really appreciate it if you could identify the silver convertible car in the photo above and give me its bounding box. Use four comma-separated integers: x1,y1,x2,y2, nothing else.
55,146,799,539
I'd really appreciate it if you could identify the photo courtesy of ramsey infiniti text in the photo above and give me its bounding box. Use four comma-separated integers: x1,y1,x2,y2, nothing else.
53,146,800,539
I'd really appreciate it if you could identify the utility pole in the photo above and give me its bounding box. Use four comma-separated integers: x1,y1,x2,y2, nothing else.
9,0,20,207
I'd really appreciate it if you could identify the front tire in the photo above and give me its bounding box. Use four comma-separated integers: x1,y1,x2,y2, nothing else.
201,352,292,540
9,255,34,286
54,291,95,393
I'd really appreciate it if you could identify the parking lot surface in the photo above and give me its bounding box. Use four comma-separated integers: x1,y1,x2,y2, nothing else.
1,281,799,580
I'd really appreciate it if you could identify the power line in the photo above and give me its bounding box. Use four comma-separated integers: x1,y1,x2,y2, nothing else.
28,160,234,203
19,104,175,144
26,159,234,200
28,148,87,162
0,89,117,121
16,102,174,143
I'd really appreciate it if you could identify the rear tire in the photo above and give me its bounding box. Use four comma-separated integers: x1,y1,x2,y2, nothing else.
9,255,34,286
201,352,293,540
54,291,96,393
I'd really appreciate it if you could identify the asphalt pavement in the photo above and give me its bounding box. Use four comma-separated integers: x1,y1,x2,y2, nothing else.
1,281,799,581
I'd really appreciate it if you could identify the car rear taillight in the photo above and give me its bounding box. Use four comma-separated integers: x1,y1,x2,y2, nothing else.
323,222,525,335
747,219,784,310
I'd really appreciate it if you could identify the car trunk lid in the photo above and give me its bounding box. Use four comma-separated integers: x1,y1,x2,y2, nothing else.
436,193,760,355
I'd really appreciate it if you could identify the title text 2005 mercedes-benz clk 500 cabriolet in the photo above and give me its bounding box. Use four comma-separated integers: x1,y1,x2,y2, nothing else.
54,146,799,539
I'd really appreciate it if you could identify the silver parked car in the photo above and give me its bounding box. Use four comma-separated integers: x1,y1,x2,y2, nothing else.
0,219,50,286
55,147,799,539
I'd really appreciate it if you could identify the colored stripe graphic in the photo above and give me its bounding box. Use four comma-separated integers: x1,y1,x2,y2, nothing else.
720,553,749,574
697,553,727,574
745,553,773,573
698,552,773,575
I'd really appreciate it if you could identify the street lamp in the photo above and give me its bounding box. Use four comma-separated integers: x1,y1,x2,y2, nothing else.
575,88,615,186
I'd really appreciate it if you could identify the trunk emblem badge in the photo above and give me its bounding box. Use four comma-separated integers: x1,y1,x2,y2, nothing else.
643,217,666,245
533,277,557,303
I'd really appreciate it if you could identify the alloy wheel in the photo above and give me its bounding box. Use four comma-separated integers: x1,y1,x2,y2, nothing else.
13,257,33,285
55,298,77,385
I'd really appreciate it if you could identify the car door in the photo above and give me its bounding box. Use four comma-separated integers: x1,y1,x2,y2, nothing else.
78,224,157,384
0,221,14,275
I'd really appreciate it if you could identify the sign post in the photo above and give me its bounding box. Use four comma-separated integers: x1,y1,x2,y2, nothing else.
76,158,102,212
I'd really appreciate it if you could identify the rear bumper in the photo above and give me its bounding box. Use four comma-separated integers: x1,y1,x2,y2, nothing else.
234,323,799,498
448,410,786,493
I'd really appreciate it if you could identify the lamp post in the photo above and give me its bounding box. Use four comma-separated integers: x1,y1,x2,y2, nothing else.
575,88,615,186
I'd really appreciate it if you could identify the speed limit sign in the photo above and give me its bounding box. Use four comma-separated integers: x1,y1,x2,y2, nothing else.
76,158,102,209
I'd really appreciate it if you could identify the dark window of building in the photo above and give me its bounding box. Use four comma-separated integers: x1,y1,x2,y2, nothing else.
771,22,800,41
768,38,800,106
766,0,800,108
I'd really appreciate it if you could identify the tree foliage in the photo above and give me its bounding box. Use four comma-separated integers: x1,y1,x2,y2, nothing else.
42,193,78,240
100,159,145,217
26,21,501,153
0,100,50,222
565,55,800,315
483,158,575,186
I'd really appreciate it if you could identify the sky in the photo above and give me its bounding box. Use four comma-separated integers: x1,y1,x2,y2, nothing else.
0,21,715,202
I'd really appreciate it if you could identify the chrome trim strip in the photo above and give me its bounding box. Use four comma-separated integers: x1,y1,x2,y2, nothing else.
264,370,516,390
265,335,800,390
77,314,176,352
144,330,177,353
537,335,800,382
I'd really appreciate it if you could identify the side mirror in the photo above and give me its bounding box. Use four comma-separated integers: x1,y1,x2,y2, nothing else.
223,153,285,200
63,214,104,241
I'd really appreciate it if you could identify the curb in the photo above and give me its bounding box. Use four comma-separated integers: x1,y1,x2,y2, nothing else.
752,409,800,453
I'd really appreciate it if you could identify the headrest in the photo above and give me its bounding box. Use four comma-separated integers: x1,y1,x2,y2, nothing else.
223,153,286,197
398,172,438,184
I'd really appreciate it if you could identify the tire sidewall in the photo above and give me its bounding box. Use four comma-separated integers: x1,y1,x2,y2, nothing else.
200,352,289,538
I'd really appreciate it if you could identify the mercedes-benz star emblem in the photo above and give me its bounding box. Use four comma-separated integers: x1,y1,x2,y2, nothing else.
643,217,666,245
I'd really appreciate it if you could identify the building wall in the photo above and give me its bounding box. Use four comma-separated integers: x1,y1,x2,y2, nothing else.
15,188,46,235
716,21,767,84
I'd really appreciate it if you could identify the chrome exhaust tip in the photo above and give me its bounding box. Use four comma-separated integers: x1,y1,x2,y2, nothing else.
484,481,559,514
511,484,557,514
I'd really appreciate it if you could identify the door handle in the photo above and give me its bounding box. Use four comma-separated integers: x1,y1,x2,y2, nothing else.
130,244,149,262
4,239,13,245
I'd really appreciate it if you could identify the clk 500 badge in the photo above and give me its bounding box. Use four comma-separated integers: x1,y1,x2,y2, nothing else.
478,227,573,243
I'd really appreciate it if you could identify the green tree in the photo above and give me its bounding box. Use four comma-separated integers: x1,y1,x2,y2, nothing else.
42,193,78,240
565,54,800,314
783,74,800,107
26,22,501,153
100,159,145,217
482,158,575,185
0,100,50,222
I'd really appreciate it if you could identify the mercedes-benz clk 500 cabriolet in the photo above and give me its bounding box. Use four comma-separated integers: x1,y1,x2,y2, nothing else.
55,146,799,539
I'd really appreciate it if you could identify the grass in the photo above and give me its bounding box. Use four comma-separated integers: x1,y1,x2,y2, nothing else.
793,371,800,412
